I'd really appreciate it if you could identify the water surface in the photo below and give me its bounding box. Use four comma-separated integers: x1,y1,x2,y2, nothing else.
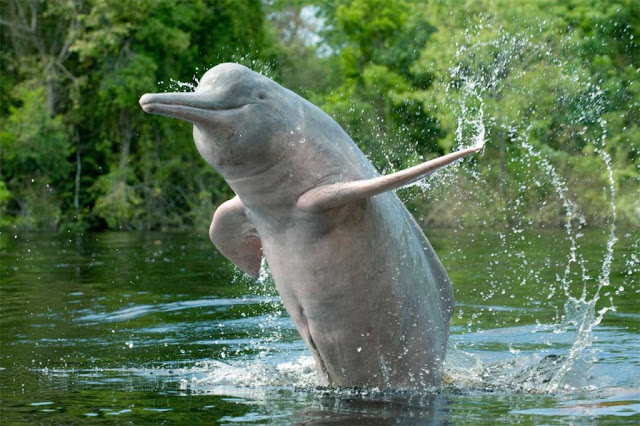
0,230,638,424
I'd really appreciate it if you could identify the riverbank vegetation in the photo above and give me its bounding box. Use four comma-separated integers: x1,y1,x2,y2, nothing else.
1,0,638,231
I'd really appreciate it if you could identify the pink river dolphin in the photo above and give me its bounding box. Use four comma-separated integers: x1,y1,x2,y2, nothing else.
140,63,482,389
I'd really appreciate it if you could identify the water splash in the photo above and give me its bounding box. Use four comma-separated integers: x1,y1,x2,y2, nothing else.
158,51,276,93
545,118,618,391
431,22,624,393
180,356,318,391
453,79,486,151
246,257,286,360
168,78,197,92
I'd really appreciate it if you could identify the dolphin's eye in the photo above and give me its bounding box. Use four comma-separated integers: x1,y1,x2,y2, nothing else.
258,93,267,100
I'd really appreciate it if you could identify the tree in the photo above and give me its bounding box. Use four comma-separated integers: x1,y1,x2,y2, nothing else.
1,0,273,230
0,85,71,229
315,0,442,175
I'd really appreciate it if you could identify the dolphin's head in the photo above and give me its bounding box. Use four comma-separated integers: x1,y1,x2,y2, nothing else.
140,63,292,177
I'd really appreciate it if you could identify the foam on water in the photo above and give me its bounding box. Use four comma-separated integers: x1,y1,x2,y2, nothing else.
180,356,319,391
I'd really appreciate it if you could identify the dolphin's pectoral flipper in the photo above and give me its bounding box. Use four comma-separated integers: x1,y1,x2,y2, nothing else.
297,145,482,212
209,196,262,279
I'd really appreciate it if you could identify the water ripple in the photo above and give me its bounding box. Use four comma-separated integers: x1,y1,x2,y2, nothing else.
75,296,277,324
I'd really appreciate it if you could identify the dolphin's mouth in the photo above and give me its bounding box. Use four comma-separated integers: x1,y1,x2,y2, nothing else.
139,92,248,123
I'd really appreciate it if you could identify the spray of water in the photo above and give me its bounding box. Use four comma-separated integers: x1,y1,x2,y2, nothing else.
544,118,618,391
437,22,623,393
158,51,276,92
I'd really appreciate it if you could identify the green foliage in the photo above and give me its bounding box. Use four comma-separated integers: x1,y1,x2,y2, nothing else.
1,86,71,180
314,0,442,171
0,0,267,230
0,85,71,230
0,180,12,227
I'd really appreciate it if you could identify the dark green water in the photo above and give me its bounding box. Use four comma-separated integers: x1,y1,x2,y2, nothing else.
1,229,638,424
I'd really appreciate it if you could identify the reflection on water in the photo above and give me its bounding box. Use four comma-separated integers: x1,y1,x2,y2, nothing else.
76,296,277,324
0,230,638,424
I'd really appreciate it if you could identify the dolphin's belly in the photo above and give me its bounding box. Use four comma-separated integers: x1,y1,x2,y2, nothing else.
255,193,452,388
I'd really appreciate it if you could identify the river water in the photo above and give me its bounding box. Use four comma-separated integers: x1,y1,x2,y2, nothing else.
1,229,637,424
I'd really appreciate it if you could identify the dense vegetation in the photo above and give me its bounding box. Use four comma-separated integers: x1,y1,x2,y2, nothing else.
1,0,638,231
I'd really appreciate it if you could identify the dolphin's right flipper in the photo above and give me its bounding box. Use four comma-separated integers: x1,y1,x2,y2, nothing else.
297,145,482,212
209,196,262,279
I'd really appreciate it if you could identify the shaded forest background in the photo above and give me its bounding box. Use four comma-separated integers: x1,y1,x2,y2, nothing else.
1,0,638,232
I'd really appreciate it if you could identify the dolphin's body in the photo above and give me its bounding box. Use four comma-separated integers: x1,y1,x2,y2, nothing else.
140,63,481,389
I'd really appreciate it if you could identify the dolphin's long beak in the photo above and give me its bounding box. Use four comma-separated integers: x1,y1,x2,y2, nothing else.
139,92,238,124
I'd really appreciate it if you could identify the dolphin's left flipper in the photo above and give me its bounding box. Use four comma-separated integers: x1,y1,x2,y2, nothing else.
297,145,482,212
209,196,262,279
